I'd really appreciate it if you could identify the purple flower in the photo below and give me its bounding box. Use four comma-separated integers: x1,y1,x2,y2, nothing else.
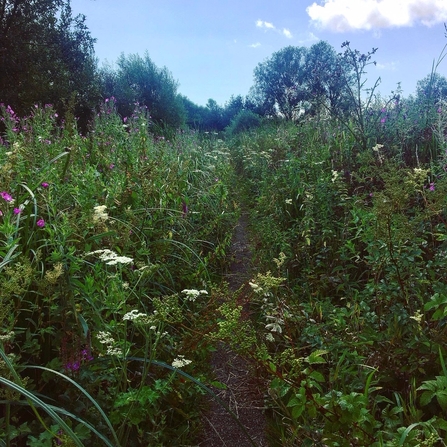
0,210,3,217
0,191,13,202
36,219,45,228
182,201,188,218
13,208,21,215
380,118,386,123
429,182,435,191
41,182,49,188
109,163,115,170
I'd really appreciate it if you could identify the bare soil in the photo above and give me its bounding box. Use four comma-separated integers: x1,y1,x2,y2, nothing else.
198,213,269,447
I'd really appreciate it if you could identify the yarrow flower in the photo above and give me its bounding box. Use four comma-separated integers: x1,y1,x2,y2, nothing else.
172,355,192,368
181,289,208,302
36,219,45,228
0,191,13,202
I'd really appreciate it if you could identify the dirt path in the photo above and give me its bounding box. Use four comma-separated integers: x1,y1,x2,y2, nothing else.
199,213,268,447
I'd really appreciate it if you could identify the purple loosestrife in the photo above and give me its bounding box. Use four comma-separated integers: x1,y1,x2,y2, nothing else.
0,191,13,202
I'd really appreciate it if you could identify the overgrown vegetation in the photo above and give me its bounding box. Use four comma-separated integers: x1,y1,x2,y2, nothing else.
3,1,447,445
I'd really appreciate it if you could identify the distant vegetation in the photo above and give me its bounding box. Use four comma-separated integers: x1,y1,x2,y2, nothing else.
3,0,447,445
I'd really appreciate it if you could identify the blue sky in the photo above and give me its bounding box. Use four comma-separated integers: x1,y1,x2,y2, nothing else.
71,0,447,106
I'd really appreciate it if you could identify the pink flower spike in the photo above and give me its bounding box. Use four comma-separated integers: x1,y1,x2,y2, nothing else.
36,219,45,228
0,191,13,202
13,208,21,215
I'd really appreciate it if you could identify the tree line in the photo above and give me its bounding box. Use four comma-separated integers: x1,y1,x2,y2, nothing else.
1,0,446,135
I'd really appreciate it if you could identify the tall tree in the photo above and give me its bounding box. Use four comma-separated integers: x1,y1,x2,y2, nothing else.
0,0,99,119
304,40,350,116
252,46,309,120
101,52,185,129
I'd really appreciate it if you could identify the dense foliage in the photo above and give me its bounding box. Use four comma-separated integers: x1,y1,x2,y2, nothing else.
0,0,99,123
3,2,447,445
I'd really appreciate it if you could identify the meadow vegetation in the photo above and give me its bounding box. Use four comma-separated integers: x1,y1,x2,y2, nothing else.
3,1,447,445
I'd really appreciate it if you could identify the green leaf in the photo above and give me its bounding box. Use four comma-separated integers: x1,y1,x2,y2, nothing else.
420,390,434,406
305,350,328,364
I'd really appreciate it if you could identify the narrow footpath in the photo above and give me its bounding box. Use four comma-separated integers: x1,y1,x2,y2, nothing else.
199,213,268,447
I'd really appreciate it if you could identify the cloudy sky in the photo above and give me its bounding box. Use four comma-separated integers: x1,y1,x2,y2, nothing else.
71,0,447,106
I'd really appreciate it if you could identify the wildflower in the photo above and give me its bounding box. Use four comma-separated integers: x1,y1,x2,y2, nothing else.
41,182,49,188
36,219,45,228
182,201,188,218
181,289,208,302
97,331,114,345
0,191,13,202
13,208,21,215
86,249,133,265
123,309,148,321
380,118,386,123
172,355,192,368
109,163,115,170
93,205,108,222
429,182,435,191
106,346,123,356
0,331,14,342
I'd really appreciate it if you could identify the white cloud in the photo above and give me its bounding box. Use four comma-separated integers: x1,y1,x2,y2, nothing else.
376,61,399,71
250,42,262,48
256,20,294,39
256,20,275,30
283,28,293,38
306,0,447,32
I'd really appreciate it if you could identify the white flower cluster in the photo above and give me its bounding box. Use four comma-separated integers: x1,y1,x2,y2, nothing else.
96,331,123,357
181,289,208,302
93,205,109,222
123,309,148,322
0,331,14,342
171,355,192,368
86,249,133,266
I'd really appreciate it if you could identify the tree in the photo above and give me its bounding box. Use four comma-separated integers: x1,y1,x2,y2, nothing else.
0,0,99,121
101,52,185,129
304,41,350,116
252,46,309,120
